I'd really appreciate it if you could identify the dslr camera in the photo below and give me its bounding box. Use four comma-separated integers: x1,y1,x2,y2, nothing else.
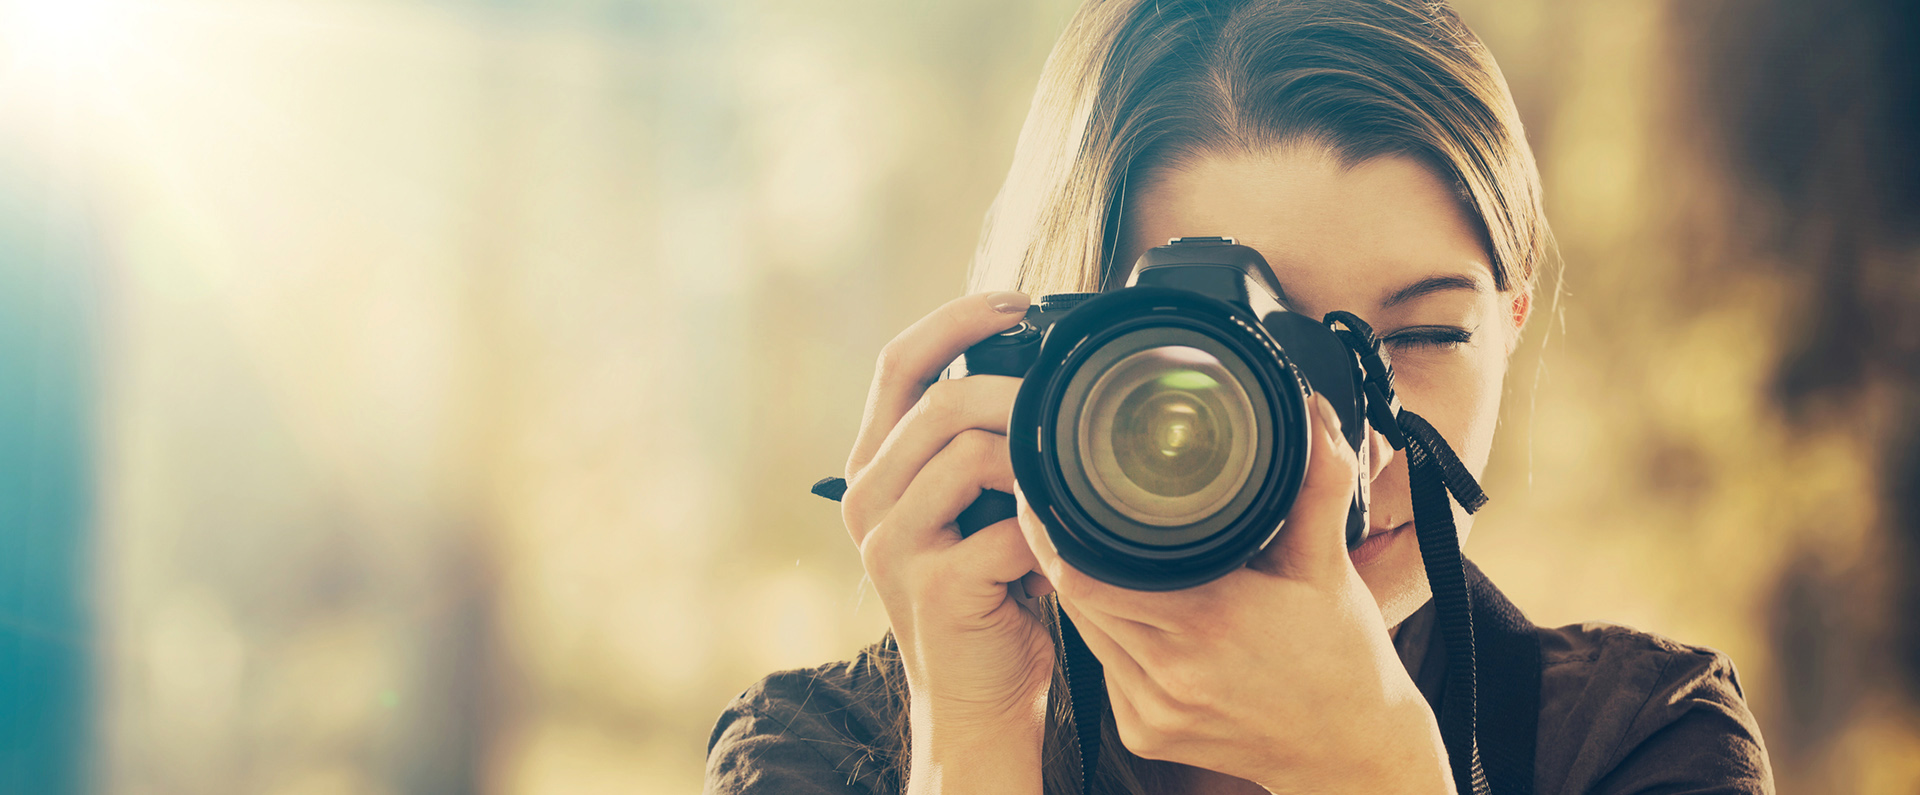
956,236,1382,591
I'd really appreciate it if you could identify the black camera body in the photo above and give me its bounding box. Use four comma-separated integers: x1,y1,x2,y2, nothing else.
957,236,1375,591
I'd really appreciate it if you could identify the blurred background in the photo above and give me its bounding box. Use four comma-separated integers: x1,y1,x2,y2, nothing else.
1,0,1915,792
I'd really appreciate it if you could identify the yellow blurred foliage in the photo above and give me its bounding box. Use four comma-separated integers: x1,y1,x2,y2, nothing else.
0,0,1903,791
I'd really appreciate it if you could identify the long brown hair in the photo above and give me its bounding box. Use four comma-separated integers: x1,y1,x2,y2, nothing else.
867,1,1551,792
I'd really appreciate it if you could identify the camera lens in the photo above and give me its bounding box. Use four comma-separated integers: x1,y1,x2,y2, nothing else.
1077,346,1256,527
1006,286,1312,590
1053,326,1274,548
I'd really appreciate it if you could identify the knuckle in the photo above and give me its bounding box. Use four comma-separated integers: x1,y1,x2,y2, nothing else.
917,379,963,424
839,475,871,535
950,428,1003,470
1117,711,1169,759
1145,702,1198,745
874,338,914,385
841,502,868,545
1111,706,1146,749
858,526,895,577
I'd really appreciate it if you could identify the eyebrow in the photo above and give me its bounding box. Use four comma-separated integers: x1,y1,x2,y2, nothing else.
1380,274,1486,309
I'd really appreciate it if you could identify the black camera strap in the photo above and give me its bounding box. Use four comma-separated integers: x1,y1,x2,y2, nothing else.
808,311,1497,795
1326,310,1491,795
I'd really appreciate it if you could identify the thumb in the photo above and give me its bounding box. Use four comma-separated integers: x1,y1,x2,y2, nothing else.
1249,392,1359,582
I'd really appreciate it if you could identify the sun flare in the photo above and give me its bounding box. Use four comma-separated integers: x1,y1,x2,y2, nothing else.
2,0,141,78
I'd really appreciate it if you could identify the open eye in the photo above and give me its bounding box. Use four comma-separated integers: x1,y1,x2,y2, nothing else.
1383,325,1474,351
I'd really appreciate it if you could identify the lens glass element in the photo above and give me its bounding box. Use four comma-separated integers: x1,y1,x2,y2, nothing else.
1077,345,1258,527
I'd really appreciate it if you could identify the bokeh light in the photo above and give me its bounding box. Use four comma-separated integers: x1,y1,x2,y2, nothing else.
0,0,1914,793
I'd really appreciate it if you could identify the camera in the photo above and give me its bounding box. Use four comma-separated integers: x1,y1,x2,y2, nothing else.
955,236,1377,591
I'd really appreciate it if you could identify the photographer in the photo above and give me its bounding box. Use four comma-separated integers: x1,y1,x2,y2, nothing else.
705,0,1772,793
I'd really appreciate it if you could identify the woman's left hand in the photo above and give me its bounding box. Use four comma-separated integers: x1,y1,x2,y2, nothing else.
1016,392,1455,795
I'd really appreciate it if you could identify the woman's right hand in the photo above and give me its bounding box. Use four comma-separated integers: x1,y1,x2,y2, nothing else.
839,290,1054,794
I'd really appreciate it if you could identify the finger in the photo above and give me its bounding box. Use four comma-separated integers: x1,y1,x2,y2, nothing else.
846,291,1031,474
1248,392,1359,581
1103,677,1157,761
858,429,1013,551
1012,484,1065,586
1007,496,1055,597
1052,588,1188,760
1012,486,1207,632
939,516,1040,588
1019,571,1054,599
841,375,1021,534
1051,585,1157,699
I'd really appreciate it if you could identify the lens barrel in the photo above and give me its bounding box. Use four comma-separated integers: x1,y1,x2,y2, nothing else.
1008,287,1312,591
1077,339,1256,528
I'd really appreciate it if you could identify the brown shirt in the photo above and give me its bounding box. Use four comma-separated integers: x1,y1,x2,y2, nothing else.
706,585,1773,794
1391,602,1773,793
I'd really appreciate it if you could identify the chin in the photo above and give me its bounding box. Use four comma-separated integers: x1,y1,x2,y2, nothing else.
1353,525,1434,628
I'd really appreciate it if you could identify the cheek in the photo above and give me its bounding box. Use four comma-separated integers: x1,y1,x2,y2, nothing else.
1389,347,1509,478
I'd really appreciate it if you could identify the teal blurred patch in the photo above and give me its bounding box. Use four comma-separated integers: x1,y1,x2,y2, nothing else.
0,145,95,795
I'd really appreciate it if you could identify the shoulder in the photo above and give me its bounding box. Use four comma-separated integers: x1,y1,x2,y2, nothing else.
703,642,903,795
1531,621,1774,794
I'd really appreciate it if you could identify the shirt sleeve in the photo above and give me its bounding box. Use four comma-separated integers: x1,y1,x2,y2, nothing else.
1585,645,1774,795
704,670,897,795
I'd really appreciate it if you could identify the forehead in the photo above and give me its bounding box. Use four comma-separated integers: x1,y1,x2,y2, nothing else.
1119,149,1494,308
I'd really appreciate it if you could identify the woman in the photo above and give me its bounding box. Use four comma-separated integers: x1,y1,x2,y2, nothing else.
706,0,1772,793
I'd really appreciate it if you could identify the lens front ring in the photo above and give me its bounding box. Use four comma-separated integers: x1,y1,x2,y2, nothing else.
1055,328,1270,543
1006,287,1313,591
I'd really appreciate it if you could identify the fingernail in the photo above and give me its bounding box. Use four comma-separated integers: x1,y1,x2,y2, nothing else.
987,291,1030,313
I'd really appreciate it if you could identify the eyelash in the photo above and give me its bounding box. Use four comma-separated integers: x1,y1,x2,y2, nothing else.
1383,326,1474,350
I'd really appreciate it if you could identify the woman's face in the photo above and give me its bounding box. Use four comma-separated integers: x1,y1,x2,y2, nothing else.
1117,147,1530,630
